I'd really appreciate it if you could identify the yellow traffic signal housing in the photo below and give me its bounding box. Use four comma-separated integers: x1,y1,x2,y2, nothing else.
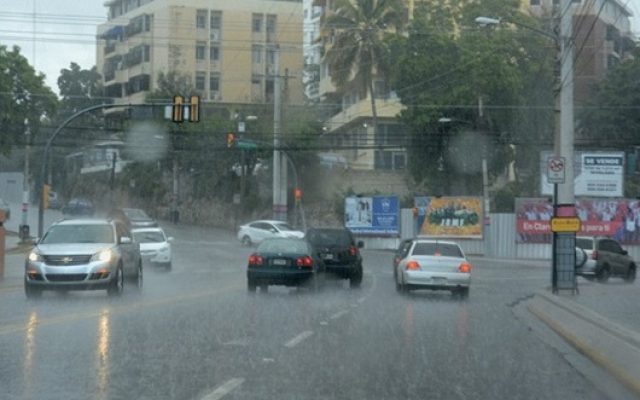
189,95,200,122
172,95,184,123
227,133,236,148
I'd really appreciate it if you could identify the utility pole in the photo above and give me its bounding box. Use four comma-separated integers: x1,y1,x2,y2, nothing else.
20,119,31,242
273,45,287,221
109,151,117,207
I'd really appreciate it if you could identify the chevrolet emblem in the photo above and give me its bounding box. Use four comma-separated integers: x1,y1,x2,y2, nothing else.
61,257,73,264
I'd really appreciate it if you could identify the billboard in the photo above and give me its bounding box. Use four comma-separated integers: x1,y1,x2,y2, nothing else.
540,151,624,197
345,196,399,236
516,198,640,244
417,196,483,238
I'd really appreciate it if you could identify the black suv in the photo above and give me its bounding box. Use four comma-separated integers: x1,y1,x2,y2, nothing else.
305,228,364,288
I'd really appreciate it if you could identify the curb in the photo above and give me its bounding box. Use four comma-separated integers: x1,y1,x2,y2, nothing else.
528,291,640,396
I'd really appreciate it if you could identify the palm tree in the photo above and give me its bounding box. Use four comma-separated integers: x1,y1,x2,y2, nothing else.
324,0,403,137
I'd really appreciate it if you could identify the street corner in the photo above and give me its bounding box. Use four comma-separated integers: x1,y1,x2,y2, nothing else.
6,243,34,255
527,290,640,397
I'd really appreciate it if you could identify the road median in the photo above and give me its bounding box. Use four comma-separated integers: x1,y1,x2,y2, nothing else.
528,291,640,396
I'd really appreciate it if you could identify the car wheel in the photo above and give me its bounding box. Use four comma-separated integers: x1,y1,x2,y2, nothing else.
132,261,143,291
597,265,611,283
624,264,636,283
395,277,403,293
349,266,363,289
260,284,269,293
456,287,470,299
241,235,252,247
247,279,257,293
164,261,172,271
24,280,42,299
107,265,124,296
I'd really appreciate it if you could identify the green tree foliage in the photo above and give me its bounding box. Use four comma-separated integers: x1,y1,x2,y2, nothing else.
0,45,57,155
57,62,104,116
391,3,554,194
325,0,404,135
578,47,640,146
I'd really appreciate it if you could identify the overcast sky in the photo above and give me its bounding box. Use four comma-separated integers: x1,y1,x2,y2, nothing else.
0,0,639,96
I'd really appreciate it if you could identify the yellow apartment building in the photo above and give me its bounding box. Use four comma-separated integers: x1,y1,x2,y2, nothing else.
96,0,304,107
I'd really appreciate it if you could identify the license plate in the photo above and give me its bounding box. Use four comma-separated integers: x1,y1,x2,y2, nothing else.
272,259,288,266
322,253,334,260
432,277,446,284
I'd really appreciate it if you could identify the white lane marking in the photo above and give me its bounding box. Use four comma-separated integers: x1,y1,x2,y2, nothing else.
201,378,245,400
329,310,349,320
284,330,314,348
357,297,366,304
319,321,329,326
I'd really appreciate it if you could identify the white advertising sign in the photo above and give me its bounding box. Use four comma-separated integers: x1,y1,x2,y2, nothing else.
540,151,624,197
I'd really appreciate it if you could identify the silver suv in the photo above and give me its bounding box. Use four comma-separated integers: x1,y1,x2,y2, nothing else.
24,218,143,298
575,236,636,283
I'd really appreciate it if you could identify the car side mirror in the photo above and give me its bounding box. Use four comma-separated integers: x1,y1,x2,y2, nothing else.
120,236,132,244
168,237,174,242
622,250,628,255
271,228,278,233
357,240,364,248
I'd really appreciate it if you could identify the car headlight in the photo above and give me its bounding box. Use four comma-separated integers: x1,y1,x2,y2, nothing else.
91,249,113,263
28,251,42,262
159,245,170,253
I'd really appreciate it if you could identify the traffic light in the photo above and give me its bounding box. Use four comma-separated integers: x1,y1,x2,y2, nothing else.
227,133,236,148
189,95,200,122
172,95,184,123
294,188,302,201
42,184,50,209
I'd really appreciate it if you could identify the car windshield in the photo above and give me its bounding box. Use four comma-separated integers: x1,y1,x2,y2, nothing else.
273,222,295,232
132,231,165,243
40,224,114,244
4,1,639,398
257,239,307,254
306,230,351,246
124,209,150,220
412,243,463,258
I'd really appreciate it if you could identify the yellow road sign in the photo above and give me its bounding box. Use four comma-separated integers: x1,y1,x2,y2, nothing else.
551,217,581,232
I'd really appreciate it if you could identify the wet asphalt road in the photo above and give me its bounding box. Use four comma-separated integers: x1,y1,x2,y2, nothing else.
0,223,611,400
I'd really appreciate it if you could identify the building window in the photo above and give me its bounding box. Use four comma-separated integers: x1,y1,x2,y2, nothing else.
209,74,220,92
127,74,150,94
196,10,207,29
210,46,219,61
196,42,206,60
252,14,262,33
195,72,206,91
252,45,262,64
530,0,540,5
266,48,276,64
210,11,221,29
266,15,277,34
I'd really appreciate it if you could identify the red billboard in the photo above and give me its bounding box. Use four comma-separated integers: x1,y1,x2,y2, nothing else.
515,198,640,244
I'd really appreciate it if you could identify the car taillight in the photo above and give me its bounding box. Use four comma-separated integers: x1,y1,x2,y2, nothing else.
406,261,420,270
349,246,358,256
459,262,472,273
248,254,263,266
591,251,598,260
296,256,313,268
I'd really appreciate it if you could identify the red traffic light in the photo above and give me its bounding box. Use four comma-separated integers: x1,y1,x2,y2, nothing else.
227,133,236,148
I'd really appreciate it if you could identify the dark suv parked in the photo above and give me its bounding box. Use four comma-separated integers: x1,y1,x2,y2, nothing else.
305,227,364,288
575,236,636,283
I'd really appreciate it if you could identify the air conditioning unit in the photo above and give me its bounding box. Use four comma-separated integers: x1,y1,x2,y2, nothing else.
266,65,276,76
210,29,220,42
211,92,222,101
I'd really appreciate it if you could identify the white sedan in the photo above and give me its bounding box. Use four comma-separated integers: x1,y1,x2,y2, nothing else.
395,239,471,298
237,220,304,246
132,227,173,269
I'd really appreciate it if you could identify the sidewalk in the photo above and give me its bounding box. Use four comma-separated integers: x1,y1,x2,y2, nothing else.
527,288,640,397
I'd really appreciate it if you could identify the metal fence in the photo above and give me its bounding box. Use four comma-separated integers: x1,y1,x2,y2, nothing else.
358,210,640,260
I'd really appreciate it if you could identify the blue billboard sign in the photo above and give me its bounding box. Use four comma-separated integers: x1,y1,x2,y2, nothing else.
345,195,399,236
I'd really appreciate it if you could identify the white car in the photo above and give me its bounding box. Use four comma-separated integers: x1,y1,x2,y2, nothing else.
237,220,304,246
395,239,471,298
132,227,173,269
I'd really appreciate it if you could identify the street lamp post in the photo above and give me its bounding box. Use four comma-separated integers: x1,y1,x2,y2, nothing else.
476,0,577,293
